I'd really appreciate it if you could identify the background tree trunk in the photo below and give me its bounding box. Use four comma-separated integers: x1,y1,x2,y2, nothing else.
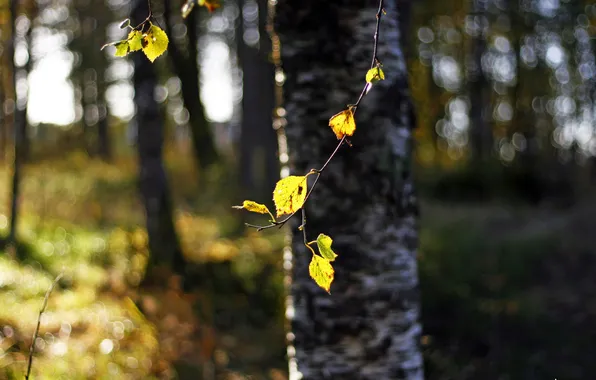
132,0,185,283
7,0,25,250
164,0,218,170
468,0,492,163
95,19,111,160
276,0,424,378
237,0,278,202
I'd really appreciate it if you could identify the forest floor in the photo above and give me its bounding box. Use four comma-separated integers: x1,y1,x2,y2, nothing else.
420,200,596,380
0,150,287,379
1,150,595,379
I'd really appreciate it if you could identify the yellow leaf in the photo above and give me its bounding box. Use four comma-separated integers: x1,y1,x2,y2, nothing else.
328,108,356,140
309,254,334,293
272,175,308,217
316,233,338,261
142,23,169,62
128,30,143,52
233,200,271,215
365,66,385,84
114,41,130,57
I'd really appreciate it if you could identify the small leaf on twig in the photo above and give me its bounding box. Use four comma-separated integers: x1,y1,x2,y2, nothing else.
119,18,131,29
142,23,169,62
309,254,335,293
328,107,356,140
365,65,385,84
233,200,274,221
114,41,130,57
128,30,143,52
273,176,308,217
316,233,338,261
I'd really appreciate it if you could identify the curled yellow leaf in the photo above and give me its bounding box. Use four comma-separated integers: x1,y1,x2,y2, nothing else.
233,200,273,218
272,175,308,217
328,108,356,140
309,254,335,293
316,233,338,262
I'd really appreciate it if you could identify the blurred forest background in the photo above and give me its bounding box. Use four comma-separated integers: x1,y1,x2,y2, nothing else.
0,0,595,378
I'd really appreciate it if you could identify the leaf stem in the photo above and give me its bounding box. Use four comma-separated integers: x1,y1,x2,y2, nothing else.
267,209,277,223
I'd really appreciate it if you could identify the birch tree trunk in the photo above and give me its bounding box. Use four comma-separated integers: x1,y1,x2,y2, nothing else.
276,0,424,379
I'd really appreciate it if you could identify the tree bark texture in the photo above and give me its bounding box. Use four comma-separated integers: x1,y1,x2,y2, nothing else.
276,0,424,379
132,0,185,281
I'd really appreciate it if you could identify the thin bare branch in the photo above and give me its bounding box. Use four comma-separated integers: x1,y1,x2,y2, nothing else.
26,273,63,380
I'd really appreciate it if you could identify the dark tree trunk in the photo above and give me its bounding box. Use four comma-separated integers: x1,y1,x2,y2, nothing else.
7,0,25,250
164,0,218,170
97,91,111,160
132,0,185,282
0,87,5,162
276,0,424,378
237,0,278,201
95,22,111,160
468,0,492,163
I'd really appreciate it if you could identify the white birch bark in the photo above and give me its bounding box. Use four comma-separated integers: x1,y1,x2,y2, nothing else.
276,0,424,378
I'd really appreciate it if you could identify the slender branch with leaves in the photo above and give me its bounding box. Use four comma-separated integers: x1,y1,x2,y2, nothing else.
101,0,220,62
234,0,387,293
101,0,386,292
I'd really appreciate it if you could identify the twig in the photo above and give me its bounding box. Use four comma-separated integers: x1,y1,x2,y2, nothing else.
25,273,63,380
371,0,385,69
246,0,386,244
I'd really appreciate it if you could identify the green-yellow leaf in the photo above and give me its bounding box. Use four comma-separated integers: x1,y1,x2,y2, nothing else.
365,66,385,84
114,41,130,57
128,30,143,52
272,175,307,217
328,108,356,140
316,234,338,261
309,254,334,293
142,23,169,62
233,200,271,215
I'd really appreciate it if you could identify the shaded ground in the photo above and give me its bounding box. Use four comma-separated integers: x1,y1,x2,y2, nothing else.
420,201,596,380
